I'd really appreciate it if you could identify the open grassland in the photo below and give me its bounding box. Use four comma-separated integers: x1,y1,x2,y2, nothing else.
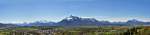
0,26,150,35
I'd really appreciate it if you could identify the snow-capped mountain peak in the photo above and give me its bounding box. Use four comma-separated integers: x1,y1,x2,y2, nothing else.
65,15,80,20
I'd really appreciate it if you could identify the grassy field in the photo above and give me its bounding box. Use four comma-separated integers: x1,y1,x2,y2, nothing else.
0,26,150,35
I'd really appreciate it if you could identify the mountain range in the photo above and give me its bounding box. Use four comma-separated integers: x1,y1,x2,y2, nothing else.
1,15,150,26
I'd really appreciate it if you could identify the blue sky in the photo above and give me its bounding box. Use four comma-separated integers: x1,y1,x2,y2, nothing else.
0,0,150,23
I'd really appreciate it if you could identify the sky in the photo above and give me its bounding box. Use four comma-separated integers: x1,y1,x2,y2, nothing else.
0,0,150,23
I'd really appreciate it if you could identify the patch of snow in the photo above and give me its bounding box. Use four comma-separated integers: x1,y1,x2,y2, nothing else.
66,17,73,20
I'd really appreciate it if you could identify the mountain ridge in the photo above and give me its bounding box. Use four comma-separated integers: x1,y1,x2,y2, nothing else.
1,16,150,26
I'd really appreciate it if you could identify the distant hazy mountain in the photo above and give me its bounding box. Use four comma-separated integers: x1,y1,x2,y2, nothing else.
17,21,56,26
0,23,17,28
126,19,150,26
126,19,143,24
